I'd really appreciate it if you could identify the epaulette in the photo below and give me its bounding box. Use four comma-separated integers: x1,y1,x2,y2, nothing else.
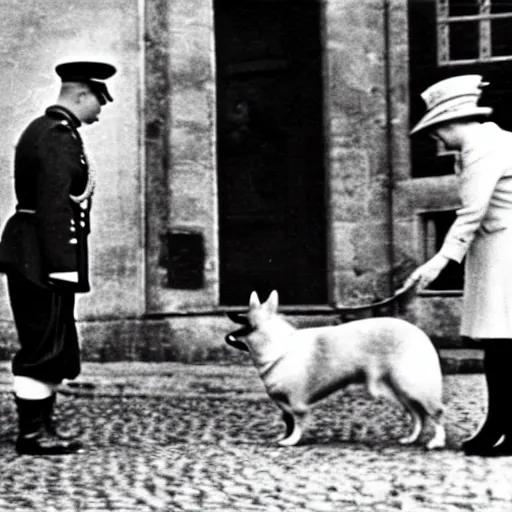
54,119,72,130
53,119,80,140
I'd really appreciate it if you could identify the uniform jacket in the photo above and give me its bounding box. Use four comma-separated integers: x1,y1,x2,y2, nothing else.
440,122,512,263
0,105,92,292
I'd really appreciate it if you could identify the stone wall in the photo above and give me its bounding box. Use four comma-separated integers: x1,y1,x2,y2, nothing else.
324,0,462,343
387,0,463,343
145,0,219,314
0,0,465,362
0,0,144,354
325,0,397,306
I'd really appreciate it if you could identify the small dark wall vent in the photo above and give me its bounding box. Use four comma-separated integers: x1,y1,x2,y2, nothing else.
165,229,205,289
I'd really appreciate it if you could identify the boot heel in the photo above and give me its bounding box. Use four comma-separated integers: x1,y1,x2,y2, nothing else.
15,396,83,456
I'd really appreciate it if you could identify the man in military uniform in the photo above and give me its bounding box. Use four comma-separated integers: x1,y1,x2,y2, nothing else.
0,61,116,455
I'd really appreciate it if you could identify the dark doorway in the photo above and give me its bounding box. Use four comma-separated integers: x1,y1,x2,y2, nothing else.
215,0,327,305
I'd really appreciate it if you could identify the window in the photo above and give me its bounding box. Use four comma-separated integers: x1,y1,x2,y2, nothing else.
409,0,512,178
421,210,464,291
437,0,512,65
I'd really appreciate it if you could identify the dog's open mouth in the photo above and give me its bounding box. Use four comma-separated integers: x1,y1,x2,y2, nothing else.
225,312,255,352
225,330,250,351
225,334,246,351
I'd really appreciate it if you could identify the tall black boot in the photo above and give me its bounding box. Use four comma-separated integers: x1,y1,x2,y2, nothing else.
41,394,82,445
15,396,82,455
463,343,505,455
480,428,512,457
469,344,512,457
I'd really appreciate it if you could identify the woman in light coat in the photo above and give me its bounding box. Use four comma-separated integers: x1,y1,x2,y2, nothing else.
407,75,512,457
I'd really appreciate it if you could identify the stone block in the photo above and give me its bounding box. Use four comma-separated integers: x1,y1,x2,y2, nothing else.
406,296,463,347
330,149,370,222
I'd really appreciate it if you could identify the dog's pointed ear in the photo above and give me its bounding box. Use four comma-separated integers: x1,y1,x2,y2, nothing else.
266,290,279,313
249,291,260,308
227,312,249,325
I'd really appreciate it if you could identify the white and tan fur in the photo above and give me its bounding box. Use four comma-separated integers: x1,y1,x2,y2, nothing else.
225,291,446,450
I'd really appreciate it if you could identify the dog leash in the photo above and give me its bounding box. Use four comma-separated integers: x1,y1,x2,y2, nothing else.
335,282,416,315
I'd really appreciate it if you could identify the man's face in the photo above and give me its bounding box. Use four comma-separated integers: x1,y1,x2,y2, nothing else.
79,88,102,124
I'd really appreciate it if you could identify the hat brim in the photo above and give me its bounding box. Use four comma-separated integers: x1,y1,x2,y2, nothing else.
88,80,113,105
410,106,492,135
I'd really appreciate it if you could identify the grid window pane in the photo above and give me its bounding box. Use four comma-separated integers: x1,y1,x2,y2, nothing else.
491,0,512,14
449,21,479,60
492,19,512,56
422,211,464,291
449,0,480,17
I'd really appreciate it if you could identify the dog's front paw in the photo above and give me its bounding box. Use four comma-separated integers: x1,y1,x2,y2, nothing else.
277,428,302,446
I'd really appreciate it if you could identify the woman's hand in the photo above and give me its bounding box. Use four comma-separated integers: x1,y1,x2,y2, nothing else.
404,253,451,291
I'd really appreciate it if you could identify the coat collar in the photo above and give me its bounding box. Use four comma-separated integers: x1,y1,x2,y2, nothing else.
45,105,82,128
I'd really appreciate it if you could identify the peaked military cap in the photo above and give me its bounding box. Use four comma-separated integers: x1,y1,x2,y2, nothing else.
55,61,117,105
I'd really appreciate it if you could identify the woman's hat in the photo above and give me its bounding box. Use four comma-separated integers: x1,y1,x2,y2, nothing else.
410,75,493,135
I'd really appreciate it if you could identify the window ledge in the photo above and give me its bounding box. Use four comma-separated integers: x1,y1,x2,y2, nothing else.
419,290,463,297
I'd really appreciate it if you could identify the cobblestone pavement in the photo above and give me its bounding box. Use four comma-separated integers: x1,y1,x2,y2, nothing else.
0,362,511,512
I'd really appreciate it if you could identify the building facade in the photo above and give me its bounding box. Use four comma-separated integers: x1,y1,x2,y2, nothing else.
1,0,511,361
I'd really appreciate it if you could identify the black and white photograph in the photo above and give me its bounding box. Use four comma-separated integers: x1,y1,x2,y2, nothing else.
1,0,512,510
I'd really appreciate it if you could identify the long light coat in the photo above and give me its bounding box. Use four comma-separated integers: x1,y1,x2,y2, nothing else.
439,122,512,338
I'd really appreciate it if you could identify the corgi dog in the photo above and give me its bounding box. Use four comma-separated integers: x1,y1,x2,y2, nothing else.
225,291,446,450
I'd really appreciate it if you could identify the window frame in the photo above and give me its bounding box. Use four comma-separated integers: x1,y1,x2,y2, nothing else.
417,208,464,294
437,0,512,66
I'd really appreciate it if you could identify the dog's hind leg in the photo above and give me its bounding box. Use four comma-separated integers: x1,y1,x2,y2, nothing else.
277,405,308,446
367,378,402,408
426,419,446,450
397,402,423,445
388,384,425,445
423,404,446,450
368,378,424,445
420,398,446,450
400,391,445,450
367,378,423,445
398,398,446,449
276,410,295,442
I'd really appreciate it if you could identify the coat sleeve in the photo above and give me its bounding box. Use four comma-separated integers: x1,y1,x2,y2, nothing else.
439,148,507,263
36,124,82,274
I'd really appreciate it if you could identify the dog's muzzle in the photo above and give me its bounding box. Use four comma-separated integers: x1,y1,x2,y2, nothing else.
225,312,255,352
225,324,254,352
224,332,250,352
225,333,240,346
